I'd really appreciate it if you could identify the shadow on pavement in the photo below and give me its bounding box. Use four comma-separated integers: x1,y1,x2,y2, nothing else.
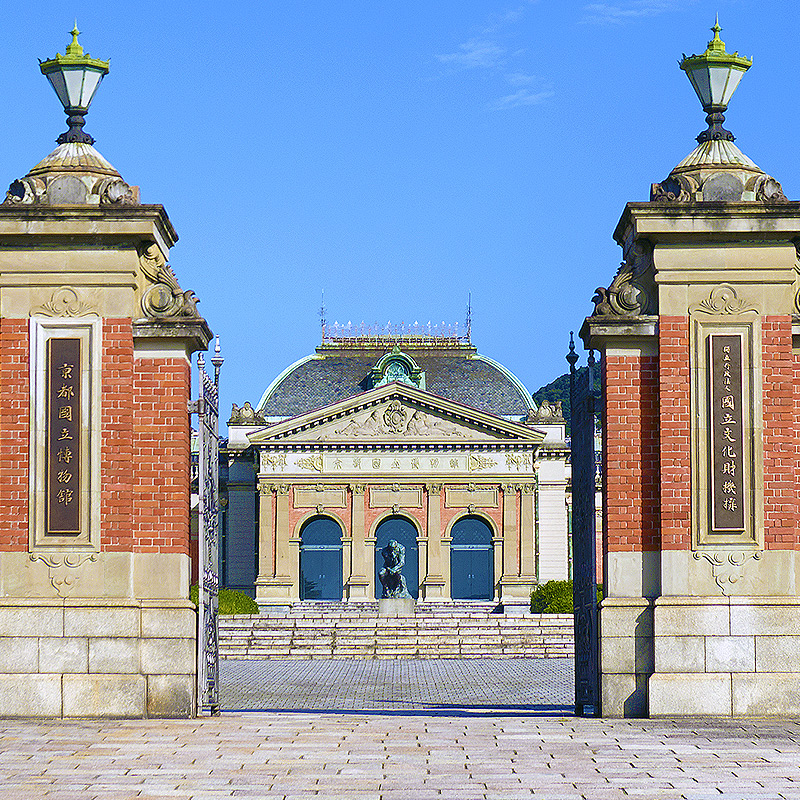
221,703,575,717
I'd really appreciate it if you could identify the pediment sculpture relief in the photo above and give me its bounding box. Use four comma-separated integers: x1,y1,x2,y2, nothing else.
334,400,467,438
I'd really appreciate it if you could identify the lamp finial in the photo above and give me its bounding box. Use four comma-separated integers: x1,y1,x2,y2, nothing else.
39,26,109,145
679,19,752,144
66,22,83,56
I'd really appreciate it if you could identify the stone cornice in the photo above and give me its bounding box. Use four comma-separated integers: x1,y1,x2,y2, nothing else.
0,204,178,252
579,315,657,350
614,202,800,250
132,317,213,355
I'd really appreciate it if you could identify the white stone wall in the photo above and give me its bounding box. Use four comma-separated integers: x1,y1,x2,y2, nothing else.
0,598,196,718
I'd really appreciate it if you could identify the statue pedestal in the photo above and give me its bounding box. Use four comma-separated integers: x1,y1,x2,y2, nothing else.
378,598,415,617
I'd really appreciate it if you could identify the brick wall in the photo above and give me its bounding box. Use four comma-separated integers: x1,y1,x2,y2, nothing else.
659,317,690,550
101,319,134,551
763,316,796,548
132,354,191,555
602,351,660,553
0,319,29,550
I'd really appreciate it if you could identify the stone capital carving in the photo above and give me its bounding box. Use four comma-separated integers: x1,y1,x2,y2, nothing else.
258,482,275,496
426,483,443,496
693,549,761,595
351,484,366,495
32,286,96,318
29,551,98,598
691,284,758,316
276,484,290,496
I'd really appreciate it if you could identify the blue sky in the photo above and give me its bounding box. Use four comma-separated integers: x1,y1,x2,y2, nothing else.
4,2,798,426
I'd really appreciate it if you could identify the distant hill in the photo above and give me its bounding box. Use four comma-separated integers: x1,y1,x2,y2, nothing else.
533,365,601,434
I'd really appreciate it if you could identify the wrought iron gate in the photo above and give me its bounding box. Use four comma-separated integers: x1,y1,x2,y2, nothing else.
568,335,599,716
193,340,223,715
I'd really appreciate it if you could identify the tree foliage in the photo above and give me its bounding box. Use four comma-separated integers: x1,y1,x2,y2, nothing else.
532,365,601,435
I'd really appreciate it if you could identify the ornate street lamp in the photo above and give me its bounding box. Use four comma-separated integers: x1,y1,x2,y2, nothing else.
679,17,751,143
39,24,109,145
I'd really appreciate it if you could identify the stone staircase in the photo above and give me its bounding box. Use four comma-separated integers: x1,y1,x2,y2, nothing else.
219,601,574,659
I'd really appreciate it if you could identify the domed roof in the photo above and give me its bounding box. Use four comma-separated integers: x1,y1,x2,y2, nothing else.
256,337,535,421
4,142,138,206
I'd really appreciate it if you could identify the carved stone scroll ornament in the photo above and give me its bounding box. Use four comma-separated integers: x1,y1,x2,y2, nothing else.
229,401,266,425
650,173,699,203
751,174,788,204
32,286,95,317
691,284,758,315
29,552,98,598
4,175,136,206
138,243,202,321
591,241,656,318
693,550,761,596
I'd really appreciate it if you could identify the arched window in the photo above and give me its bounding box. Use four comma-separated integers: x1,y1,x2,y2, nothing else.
450,516,494,600
299,516,343,600
374,515,418,599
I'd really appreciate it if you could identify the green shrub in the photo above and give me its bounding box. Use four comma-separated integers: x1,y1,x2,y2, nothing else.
190,586,259,615
530,580,574,613
529,580,603,613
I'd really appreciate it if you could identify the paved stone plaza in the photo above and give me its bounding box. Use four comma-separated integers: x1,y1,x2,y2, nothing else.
1,658,800,799
219,658,573,712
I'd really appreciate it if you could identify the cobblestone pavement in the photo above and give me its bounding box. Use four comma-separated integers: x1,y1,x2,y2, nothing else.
1,713,800,799
2,659,800,799
220,658,573,712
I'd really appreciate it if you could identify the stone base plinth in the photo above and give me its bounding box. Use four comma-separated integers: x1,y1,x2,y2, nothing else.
648,596,800,717
599,597,654,718
378,598,415,617
0,598,196,718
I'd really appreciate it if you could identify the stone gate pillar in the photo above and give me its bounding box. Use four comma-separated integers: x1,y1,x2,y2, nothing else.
582,23,800,717
0,32,211,718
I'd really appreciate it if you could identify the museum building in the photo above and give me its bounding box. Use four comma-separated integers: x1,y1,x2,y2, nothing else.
222,324,569,612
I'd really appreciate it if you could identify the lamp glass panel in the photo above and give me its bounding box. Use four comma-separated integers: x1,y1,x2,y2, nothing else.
45,70,70,109
718,68,744,107
686,68,712,108
62,68,87,109
707,65,734,107
78,70,104,107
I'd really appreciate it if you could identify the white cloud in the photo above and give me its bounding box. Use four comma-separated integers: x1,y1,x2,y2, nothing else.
436,38,506,68
580,1,682,25
505,72,539,87
480,6,526,35
489,87,555,110
436,3,554,111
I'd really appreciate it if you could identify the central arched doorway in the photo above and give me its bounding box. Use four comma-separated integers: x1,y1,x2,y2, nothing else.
450,515,494,600
299,516,343,600
374,515,418,599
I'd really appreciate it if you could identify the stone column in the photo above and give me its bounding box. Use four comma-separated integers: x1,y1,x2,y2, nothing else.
536,459,570,581
345,484,370,600
0,79,209,717
583,171,800,718
255,482,293,609
520,484,537,577
500,484,527,611
422,483,446,599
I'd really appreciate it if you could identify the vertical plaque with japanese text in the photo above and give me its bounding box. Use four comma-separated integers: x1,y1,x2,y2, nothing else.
46,338,81,535
709,334,745,532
